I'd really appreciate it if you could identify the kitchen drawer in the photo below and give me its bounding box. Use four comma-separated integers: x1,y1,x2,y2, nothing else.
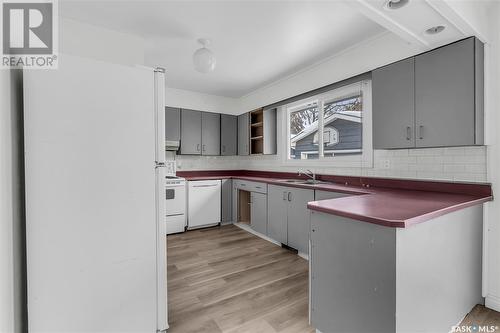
234,179,267,194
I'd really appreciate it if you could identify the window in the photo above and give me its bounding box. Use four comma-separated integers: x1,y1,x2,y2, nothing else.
288,101,319,159
285,80,372,165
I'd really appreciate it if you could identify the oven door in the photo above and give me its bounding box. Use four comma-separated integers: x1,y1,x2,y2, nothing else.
165,184,186,216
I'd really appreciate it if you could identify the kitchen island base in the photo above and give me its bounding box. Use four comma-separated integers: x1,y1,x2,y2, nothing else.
310,205,483,333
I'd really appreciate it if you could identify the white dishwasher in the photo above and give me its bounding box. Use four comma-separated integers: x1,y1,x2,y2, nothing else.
187,180,221,229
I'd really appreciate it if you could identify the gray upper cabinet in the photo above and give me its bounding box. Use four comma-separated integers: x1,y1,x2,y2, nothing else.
201,112,220,155
180,109,201,155
372,37,484,149
267,185,288,244
415,37,483,147
220,114,237,156
238,113,249,155
165,107,180,142
373,58,415,149
263,108,277,155
250,192,267,235
287,188,314,255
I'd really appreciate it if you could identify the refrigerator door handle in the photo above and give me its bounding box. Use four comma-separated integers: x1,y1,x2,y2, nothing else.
154,70,166,164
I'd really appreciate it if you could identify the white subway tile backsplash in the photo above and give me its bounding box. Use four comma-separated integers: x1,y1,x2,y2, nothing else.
174,146,488,183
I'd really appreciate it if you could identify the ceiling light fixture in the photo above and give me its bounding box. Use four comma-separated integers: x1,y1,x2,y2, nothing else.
425,25,446,35
193,38,216,73
384,0,409,10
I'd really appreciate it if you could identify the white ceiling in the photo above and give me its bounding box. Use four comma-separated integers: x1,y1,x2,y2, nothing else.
59,1,386,97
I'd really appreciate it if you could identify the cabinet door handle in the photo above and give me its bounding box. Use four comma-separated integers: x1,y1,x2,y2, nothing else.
418,125,424,140
283,191,287,201
202,144,206,152
406,126,411,141
196,143,200,151
288,192,292,202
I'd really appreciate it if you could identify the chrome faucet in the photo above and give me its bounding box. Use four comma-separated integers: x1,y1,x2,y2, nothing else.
298,169,316,182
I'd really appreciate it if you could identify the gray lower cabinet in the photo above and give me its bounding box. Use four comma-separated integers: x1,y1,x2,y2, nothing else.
238,113,249,155
250,192,267,235
201,112,220,155
315,190,350,201
310,206,483,333
372,58,415,149
415,37,483,147
180,109,201,155
221,179,232,223
220,114,237,155
267,185,288,244
310,211,396,333
287,188,314,254
165,107,180,143
267,185,314,254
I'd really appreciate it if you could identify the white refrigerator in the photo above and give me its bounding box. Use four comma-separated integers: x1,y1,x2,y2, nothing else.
23,54,168,332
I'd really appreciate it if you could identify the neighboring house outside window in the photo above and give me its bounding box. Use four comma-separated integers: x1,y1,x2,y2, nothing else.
284,80,372,167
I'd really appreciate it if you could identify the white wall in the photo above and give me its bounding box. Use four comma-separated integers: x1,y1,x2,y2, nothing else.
165,87,239,115
238,32,420,112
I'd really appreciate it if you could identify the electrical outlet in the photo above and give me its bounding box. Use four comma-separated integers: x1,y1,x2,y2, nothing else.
382,159,391,169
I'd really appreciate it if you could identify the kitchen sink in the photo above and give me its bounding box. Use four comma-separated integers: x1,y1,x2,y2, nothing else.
278,179,329,185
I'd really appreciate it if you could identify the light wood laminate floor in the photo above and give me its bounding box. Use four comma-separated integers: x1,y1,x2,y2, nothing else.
166,224,500,333
166,224,314,333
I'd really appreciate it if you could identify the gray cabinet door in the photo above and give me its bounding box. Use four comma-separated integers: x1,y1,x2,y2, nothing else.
201,112,220,155
180,109,201,155
250,192,267,235
220,114,237,156
287,188,314,255
310,212,396,333
221,179,232,223
165,107,180,142
415,38,476,147
315,190,350,201
373,58,415,149
263,108,277,154
238,113,249,155
267,185,288,244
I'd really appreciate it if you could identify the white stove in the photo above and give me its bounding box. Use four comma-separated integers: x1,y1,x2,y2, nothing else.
165,162,186,234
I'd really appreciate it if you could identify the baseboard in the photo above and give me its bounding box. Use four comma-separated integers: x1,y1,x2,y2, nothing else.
186,222,219,230
298,251,309,261
233,222,281,247
486,294,500,312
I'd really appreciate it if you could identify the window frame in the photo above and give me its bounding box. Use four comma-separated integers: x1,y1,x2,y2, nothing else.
282,80,373,167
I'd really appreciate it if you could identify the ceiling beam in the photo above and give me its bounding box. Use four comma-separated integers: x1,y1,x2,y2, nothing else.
348,0,430,50
425,0,489,43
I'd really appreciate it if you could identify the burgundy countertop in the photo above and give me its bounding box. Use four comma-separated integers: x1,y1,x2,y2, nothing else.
177,170,493,228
